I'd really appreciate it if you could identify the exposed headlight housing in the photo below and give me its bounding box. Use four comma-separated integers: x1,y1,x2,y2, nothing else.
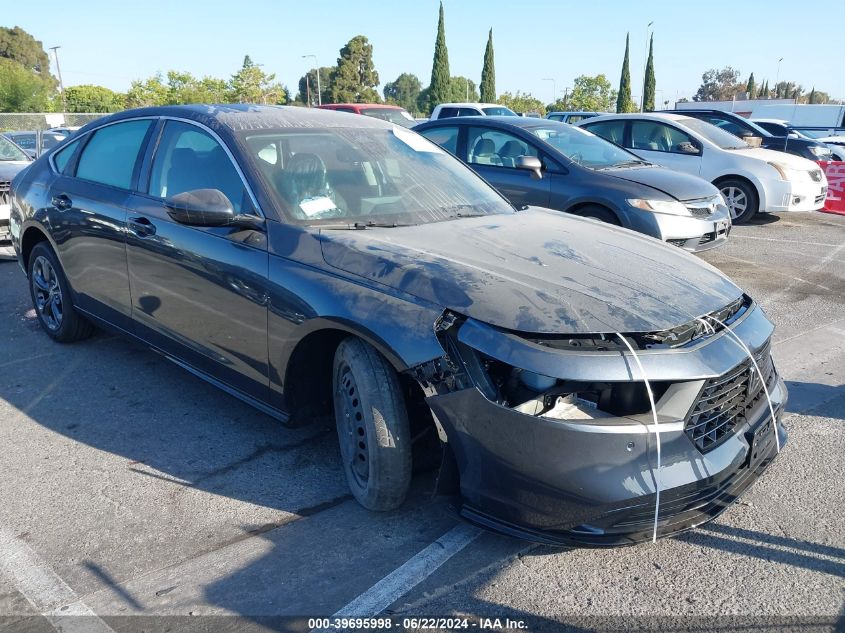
809,145,832,159
626,198,689,216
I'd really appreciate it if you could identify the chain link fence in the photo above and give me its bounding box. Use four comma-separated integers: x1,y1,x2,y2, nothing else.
0,112,107,132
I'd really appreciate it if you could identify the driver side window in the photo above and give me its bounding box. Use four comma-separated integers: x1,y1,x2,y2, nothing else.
466,127,538,168
631,121,695,154
148,121,248,213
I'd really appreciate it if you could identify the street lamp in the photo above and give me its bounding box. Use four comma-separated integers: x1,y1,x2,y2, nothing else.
542,78,556,105
775,57,783,97
641,21,653,111
301,54,321,106
49,46,65,113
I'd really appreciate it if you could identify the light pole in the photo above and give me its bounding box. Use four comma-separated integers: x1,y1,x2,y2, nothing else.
542,78,556,105
301,54,321,106
641,21,653,111
466,77,470,101
49,46,65,113
775,57,783,98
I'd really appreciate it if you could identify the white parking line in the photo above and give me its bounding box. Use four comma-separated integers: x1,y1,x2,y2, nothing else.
729,234,844,249
326,523,482,620
0,527,114,633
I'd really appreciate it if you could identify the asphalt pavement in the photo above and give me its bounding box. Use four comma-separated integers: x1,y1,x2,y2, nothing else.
0,211,842,633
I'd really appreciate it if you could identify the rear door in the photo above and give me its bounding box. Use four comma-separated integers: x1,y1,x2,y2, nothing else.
45,118,155,330
125,118,270,401
464,126,551,208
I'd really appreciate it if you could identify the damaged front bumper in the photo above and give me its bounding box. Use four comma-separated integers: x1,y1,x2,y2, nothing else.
418,299,788,547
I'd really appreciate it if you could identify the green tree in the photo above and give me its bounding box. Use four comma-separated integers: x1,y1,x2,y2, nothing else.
480,28,495,103
760,80,769,98
568,74,617,112
329,36,380,103
694,66,741,101
774,81,802,100
0,58,54,111
416,86,431,115
428,1,451,111
63,84,124,112
125,73,169,107
497,91,545,116
746,72,757,99
449,76,479,103
383,73,422,113
297,66,333,106
642,34,656,112
0,26,52,78
230,55,288,104
616,33,635,113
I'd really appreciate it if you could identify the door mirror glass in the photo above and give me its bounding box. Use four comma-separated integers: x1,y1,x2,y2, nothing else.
165,188,235,226
677,141,701,155
516,155,543,179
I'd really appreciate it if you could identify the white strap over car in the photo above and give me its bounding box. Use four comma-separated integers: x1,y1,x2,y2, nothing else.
615,333,662,544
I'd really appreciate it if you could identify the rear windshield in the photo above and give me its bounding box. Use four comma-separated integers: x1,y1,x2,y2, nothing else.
359,108,415,128
679,118,750,150
481,107,518,116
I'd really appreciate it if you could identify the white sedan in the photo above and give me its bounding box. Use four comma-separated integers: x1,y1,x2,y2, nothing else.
578,113,828,223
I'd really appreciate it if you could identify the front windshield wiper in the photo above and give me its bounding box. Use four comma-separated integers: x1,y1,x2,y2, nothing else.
439,204,488,218
316,221,409,230
601,159,651,169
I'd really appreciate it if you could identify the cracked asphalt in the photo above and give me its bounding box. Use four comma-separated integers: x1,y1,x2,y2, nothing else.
0,211,843,633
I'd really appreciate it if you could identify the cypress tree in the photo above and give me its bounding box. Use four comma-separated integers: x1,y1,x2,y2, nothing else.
428,1,451,112
480,28,496,103
616,33,634,113
808,87,816,104
746,72,756,99
643,33,655,111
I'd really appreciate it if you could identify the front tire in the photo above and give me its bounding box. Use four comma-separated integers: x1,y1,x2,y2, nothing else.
333,337,412,511
28,242,94,342
717,178,759,224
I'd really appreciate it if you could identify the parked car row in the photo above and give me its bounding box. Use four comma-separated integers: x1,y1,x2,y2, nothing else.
1,127,79,159
0,134,33,243
8,104,788,547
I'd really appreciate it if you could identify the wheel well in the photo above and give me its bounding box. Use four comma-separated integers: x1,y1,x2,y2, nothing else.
713,175,760,202
21,227,49,270
567,202,621,225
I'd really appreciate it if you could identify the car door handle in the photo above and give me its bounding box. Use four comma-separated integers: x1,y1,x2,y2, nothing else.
128,216,156,237
51,194,72,210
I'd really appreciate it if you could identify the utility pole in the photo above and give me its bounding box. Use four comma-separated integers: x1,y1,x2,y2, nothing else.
301,54,321,106
641,21,653,111
50,46,65,113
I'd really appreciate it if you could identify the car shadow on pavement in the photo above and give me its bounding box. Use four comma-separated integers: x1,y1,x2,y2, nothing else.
681,523,845,579
783,380,845,421
744,213,781,226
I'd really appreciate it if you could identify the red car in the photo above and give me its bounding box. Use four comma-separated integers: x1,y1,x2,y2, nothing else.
317,103,416,127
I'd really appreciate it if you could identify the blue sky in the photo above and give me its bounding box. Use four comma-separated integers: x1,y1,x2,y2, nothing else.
5,0,842,103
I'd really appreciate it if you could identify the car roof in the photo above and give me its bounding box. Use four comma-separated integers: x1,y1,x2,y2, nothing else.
546,111,599,116
319,103,405,110
76,104,396,134
418,115,567,130
750,118,790,125
435,103,506,109
581,112,691,123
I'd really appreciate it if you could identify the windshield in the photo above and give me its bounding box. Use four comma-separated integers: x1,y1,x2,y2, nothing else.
360,108,416,128
679,118,750,150
529,124,645,169
482,107,518,116
0,135,30,162
242,126,513,226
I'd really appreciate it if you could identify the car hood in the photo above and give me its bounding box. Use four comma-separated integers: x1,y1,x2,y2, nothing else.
319,208,743,334
605,165,718,201
0,161,30,181
730,147,819,169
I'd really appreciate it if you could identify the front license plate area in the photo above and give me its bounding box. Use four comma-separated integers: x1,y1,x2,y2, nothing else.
715,219,730,236
745,417,776,471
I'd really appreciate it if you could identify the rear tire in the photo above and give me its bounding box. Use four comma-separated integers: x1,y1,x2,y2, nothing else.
27,242,94,343
717,178,759,224
572,205,621,226
332,337,412,511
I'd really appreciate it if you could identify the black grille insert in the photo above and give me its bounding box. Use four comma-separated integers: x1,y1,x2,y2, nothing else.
685,340,775,452
0,181,9,207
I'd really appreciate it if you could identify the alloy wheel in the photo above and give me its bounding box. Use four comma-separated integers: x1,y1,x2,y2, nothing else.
31,255,63,331
721,186,747,220
336,363,369,488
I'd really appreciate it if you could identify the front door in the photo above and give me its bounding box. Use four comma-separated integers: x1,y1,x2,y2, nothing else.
125,119,271,401
465,126,551,208
627,120,704,176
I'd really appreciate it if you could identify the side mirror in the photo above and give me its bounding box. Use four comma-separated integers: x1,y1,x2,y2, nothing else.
677,142,701,155
165,189,242,227
738,130,754,139
516,155,543,180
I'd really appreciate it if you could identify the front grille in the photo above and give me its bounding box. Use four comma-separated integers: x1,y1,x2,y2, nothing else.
689,207,712,218
809,169,823,182
684,196,720,218
685,339,776,453
0,181,9,206
668,238,688,247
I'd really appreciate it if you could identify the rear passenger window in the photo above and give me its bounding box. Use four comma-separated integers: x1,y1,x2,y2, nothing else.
75,120,152,189
466,127,538,168
438,107,459,119
53,139,80,174
419,126,460,155
583,120,626,146
631,121,695,153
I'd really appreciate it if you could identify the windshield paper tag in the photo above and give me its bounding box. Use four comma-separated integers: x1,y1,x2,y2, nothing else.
299,197,337,217
393,126,443,153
